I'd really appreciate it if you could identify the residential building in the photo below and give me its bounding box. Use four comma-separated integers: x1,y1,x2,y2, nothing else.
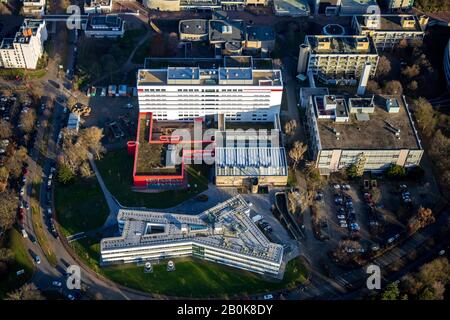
137,56,283,122
67,113,81,132
340,0,379,15
384,0,415,11
22,0,46,16
352,14,427,50
273,0,310,17
84,0,113,13
297,35,379,85
304,93,423,174
445,38,450,90
100,195,284,276
0,19,48,70
144,0,268,11
84,14,125,38
179,19,209,41
312,0,342,15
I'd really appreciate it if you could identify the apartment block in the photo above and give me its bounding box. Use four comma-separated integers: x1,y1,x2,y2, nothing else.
304,93,423,175
22,0,46,16
297,35,379,84
84,0,113,13
144,0,268,11
353,14,428,50
0,19,48,70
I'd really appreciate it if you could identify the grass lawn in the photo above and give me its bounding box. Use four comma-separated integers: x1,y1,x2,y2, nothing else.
71,236,308,298
0,229,35,298
95,149,209,208
54,175,109,236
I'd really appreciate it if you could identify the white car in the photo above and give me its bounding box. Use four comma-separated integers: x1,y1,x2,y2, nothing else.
339,222,348,228
337,215,346,220
21,229,28,238
263,294,273,300
52,281,62,287
333,184,341,189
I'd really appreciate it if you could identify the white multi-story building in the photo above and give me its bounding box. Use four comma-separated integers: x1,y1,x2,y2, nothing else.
101,195,284,276
137,56,283,122
22,0,46,16
352,14,428,51
84,0,113,13
384,0,414,11
0,19,48,70
304,93,423,175
297,35,379,84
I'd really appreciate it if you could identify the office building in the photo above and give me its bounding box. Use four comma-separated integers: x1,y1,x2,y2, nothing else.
84,15,125,38
137,56,283,122
84,0,113,13
22,0,46,16
384,0,415,11
352,14,427,50
304,93,423,174
297,35,379,84
100,195,284,276
0,19,48,70
340,0,379,15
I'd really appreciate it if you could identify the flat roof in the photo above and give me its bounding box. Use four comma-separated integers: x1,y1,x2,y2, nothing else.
101,195,283,264
87,14,123,31
273,0,310,16
246,26,275,42
85,0,112,7
179,19,208,35
314,95,421,150
208,19,244,43
356,15,424,32
215,147,288,177
306,35,378,55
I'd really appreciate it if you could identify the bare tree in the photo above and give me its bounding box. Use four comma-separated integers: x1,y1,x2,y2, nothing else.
284,119,298,137
383,80,403,95
19,108,37,134
6,283,45,300
408,207,435,235
0,190,18,232
0,119,12,139
288,141,307,168
402,64,421,79
5,147,28,178
376,56,391,79
79,127,105,160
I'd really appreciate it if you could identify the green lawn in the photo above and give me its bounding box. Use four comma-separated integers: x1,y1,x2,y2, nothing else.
54,176,109,236
71,236,308,298
95,149,209,208
0,229,35,298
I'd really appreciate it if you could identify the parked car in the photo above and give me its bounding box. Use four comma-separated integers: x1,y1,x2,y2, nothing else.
52,281,62,287
21,229,28,238
34,255,41,264
263,294,273,300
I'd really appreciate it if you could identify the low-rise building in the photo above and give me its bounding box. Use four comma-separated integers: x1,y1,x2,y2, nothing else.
84,15,125,38
22,0,46,16
273,0,310,17
383,0,415,11
100,195,284,276
179,19,209,41
84,0,113,13
67,113,81,132
352,14,427,51
305,93,423,174
297,35,379,84
340,0,379,16
0,19,48,70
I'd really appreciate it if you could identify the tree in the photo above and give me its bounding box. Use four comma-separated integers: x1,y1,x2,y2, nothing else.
0,119,12,139
376,56,391,79
288,141,307,168
385,164,407,179
347,153,366,179
5,146,28,179
407,207,435,235
6,283,44,300
19,108,36,134
413,98,437,137
79,161,91,178
78,127,105,160
381,283,401,300
284,119,297,137
57,163,75,184
0,166,9,192
366,80,381,94
383,80,403,95
0,190,17,232
407,80,418,92
402,64,421,79
0,248,13,263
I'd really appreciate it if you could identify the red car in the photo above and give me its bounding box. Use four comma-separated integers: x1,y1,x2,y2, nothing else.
17,208,25,223
22,167,28,175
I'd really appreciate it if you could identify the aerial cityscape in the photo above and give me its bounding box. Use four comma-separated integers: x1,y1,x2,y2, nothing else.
0,0,449,305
